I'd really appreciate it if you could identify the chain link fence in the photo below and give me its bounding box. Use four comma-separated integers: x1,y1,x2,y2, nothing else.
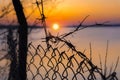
0,28,119,80
27,34,119,80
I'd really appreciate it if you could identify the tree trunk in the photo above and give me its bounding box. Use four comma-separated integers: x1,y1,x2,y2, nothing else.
8,29,17,80
12,0,28,80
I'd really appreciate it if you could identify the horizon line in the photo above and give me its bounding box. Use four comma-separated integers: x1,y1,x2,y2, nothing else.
0,24,120,29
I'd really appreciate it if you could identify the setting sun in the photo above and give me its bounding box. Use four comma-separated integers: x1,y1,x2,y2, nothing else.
52,23,60,30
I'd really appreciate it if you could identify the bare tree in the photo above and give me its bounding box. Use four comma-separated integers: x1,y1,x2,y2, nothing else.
12,0,28,80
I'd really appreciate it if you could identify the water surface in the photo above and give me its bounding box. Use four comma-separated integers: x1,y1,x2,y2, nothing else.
29,26,120,79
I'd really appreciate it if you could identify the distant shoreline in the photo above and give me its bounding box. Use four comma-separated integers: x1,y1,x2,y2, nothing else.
67,24,120,28
0,24,120,29
0,25,43,29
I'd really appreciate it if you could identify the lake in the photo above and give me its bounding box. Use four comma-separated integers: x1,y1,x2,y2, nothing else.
28,26,120,79
0,26,120,80
29,26,120,58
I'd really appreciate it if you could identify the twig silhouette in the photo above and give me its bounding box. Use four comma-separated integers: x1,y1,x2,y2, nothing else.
0,2,13,18
113,56,119,72
89,43,92,61
60,15,89,38
104,40,109,77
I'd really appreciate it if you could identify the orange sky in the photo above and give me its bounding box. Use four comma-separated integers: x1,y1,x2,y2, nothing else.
45,0,120,26
0,0,120,26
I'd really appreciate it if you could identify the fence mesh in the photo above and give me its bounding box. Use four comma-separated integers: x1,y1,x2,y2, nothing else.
27,33,119,80
0,29,119,80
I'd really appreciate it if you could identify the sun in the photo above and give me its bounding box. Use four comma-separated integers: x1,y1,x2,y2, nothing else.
52,23,60,30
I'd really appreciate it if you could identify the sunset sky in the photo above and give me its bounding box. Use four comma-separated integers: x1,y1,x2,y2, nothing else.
0,0,120,27
46,0,120,26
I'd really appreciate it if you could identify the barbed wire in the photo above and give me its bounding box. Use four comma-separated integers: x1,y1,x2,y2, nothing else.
27,38,119,80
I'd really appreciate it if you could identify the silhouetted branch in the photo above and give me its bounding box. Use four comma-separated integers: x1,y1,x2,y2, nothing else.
113,56,119,72
89,43,92,61
0,2,13,19
60,15,89,38
104,40,109,76
99,54,103,74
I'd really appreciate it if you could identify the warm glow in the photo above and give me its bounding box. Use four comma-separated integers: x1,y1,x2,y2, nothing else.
52,23,60,30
